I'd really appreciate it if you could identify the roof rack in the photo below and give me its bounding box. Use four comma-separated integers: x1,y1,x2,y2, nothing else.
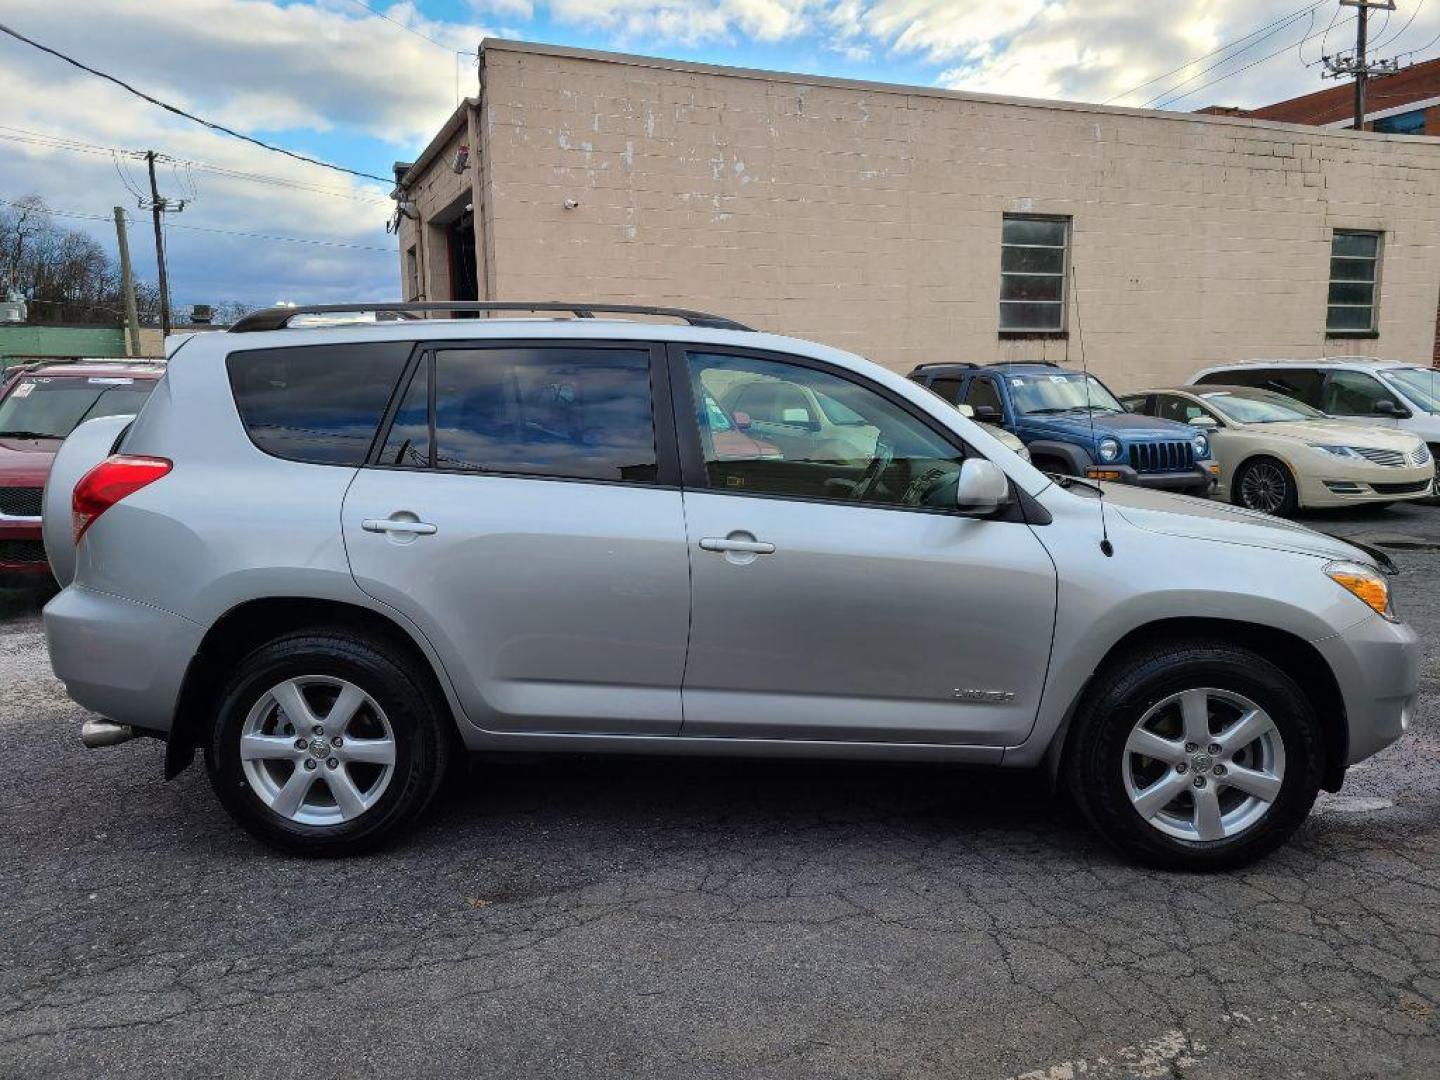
985,360,1062,368
229,301,754,334
909,361,979,371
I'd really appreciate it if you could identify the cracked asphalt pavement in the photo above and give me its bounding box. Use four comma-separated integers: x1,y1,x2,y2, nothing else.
3,504,1440,1078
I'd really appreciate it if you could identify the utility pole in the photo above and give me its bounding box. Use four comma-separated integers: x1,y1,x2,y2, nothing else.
145,150,173,335
1324,1,1400,130
113,207,141,356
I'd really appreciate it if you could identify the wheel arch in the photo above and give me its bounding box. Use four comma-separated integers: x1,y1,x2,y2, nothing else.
165,596,461,779
1024,439,1093,476
1045,616,1348,793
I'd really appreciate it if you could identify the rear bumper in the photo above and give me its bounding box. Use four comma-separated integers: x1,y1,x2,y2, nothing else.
0,514,49,577
1312,612,1420,768
44,585,202,733
1086,463,1216,495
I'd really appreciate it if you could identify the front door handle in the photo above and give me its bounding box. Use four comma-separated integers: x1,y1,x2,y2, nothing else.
362,517,437,536
699,537,775,555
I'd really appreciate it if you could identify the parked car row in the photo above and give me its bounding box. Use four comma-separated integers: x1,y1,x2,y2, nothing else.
33,302,1422,872
908,356,1440,517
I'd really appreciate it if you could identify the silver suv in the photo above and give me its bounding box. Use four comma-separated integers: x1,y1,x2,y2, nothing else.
42,303,1419,869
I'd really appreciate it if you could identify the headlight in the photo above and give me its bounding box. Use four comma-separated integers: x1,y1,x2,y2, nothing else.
1325,560,1396,621
1098,438,1121,463
1192,434,1209,459
1310,444,1360,458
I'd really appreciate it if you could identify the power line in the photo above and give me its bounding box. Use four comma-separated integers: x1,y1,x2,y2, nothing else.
1106,1,1329,103
0,126,393,204
1374,0,1426,51
0,197,394,254
0,21,391,183
342,0,453,52
1155,15,1357,109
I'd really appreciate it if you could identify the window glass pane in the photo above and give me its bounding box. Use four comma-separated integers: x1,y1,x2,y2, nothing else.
1330,257,1376,281
1332,232,1379,259
432,347,656,482
0,377,157,438
227,343,412,465
928,376,963,404
1327,281,1375,306
1002,218,1066,246
999,301,1064,331
1322,370,1397,414
689,352,965,509
1374,109,1426,135
1326,305,1375,331
379,361,430,467
1379,367,1440,413
1000,274,1064,301
962,377,1004,414
1001,246,1065,274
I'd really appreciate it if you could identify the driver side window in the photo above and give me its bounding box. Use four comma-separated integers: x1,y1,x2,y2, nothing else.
687,352,965,509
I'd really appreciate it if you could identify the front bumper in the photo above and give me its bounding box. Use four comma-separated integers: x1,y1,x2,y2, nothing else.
1312,611,1420,768
1299,462,1435,507
0,513,49,578
44,584,203,733
1085,463,1216,495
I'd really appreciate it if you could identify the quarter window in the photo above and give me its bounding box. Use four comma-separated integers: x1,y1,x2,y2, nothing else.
227,343,413,465
927,376,964,405
1327,231,1382,334
379,360,430,467
428,347,658,483
1000,215,1069,333
688,352,965,510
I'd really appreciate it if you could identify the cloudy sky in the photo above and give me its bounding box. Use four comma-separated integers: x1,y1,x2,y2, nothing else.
4,0,1438,313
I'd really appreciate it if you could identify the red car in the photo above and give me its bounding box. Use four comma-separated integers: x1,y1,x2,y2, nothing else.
0,360,164,579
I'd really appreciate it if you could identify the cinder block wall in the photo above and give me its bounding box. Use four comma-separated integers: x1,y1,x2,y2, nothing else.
471,41,1440,390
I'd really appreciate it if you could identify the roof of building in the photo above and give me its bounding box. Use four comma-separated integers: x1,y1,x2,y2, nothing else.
1198,56,1440,127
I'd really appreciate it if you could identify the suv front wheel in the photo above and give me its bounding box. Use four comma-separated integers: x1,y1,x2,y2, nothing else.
205,631,451,855
1067,641,1323,870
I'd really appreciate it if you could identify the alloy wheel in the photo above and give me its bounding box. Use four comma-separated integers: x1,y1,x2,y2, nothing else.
239,675,397,826
1121,687,1286,842
1239,462,1289,514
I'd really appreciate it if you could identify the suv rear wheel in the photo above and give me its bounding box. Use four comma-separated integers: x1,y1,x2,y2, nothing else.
205,631,451,855
1066,641,1323,870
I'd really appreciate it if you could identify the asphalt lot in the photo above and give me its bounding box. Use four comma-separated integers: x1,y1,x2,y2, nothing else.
3,502,1440,1079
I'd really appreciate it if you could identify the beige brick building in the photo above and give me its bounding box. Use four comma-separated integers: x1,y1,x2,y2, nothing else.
393,39,1440,390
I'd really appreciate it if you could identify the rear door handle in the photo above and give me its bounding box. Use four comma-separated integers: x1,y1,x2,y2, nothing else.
699,537,775,555
362,518,437,535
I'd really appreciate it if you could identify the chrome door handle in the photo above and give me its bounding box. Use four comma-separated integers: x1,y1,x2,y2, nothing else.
362,518,437,535
699,537,775,555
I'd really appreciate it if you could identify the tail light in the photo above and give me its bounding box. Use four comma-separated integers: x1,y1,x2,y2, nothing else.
72,455,172,544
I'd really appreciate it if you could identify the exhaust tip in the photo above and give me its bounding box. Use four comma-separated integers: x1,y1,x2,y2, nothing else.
81,718,135,749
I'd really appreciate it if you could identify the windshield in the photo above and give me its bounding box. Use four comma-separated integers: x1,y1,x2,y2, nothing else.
1006,372,1124,415
1379,367,1440,413
0,376,154,438
1201,390,1323,423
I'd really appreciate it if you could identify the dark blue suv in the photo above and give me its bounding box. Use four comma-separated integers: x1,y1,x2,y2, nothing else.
909,362,1217,495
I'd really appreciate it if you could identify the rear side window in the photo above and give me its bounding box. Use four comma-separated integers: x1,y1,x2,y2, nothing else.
928,376,964,404
227,343,413,465
1196,367,1323,406
424,346,658,483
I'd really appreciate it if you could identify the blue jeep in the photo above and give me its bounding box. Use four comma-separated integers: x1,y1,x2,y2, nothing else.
909,361,1217,495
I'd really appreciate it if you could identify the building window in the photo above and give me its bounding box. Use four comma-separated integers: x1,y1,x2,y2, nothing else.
1000,215,1069,334
405,245,420,301
1327,230,1382,335
1374,109,1426,136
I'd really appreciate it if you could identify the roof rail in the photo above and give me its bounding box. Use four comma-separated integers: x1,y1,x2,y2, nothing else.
986,360,1061,368
228,301,754,334
909,361,979,372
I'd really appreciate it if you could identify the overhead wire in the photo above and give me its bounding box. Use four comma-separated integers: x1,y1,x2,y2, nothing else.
0,21,391,182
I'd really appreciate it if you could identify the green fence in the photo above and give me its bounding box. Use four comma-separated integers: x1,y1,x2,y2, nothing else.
0,326,131,372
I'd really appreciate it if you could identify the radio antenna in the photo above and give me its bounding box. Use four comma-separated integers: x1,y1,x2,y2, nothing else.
1071,264,1114,557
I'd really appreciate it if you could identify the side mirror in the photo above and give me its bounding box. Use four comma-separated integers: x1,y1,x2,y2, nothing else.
732,410,753,430
1189,415,1218,429
1374,400,1410,418
955,403,976,418
955,458,1010,516
973,405,1003,423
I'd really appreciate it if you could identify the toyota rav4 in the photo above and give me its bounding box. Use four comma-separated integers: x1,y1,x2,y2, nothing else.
42,303,1417,870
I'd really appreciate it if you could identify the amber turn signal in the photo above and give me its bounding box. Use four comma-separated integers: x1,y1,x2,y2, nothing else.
1324,561,1395,621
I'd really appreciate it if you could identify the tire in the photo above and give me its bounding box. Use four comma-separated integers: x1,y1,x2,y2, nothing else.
1065,641,1323,871
205,630,452,856
1233,456,1298,516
